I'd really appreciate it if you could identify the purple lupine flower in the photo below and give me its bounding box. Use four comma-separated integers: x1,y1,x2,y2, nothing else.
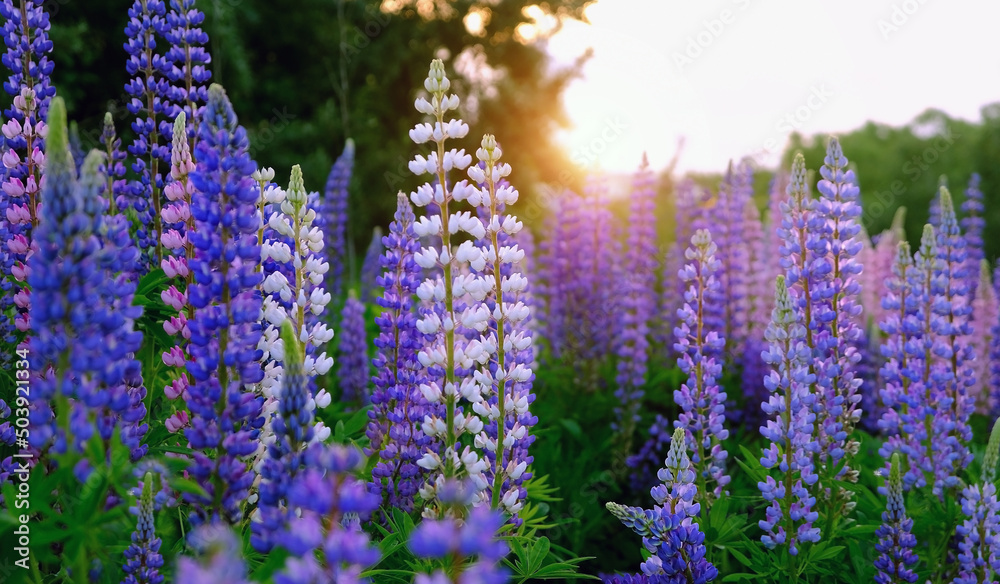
740,197,773,431
893,225,943,491
273,444,380,580
367,193,441,512
715,161,751,363
874,454,919,584
338,293,369,403
613,154,658,450
601,574,652,584
877,241,916,445
991,296,1000,418
929,188,975,492
0,0,54,354
955,422,1000,584
971,260,998,415
961,173,984,296
673,228,729,504
323,139,354,299
176,525,251,584
409,497,510,584
163,0,211,147
252,321,315,553
650,427,701,520
99,112,130,216
122,472,165,584
359,226,383,304
758,276,820,556
183,84,264,524
808,138,864,499
608,432,719,584
29,101,146,456
124,0,173,265
536,191,580,360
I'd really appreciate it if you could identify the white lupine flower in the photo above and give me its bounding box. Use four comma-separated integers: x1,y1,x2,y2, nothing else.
410,122,434,143
415,97,435,114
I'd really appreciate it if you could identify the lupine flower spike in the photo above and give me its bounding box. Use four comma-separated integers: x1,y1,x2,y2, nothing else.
758,275,820,556
122,472,165,584
874,454,919,584
183,84,264,524
674,228,729,505
338,291,370,404
954,419,1000,584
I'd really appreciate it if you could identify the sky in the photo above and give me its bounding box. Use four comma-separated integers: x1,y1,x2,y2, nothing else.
543,0,1000,174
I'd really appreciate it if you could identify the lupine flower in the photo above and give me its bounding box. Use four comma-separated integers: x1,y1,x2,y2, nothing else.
163,0,211,146
271,444,381,581
715,161,751,363
673,229,728,504
253,321,315,552
970,260,998,415
877,241,916,445
359,226,384,304
890,225,944,491
740,197,773,431
175,525,251,584
613,154,658,451
183,84,264,524
338,292,370,403
955,420,1000,584
961,173,984,296
462,135,535,517
29,100,147,457
757,276,820,556
124,0,173,265
258,164,334,409
929,188,975,492
408,494,510,584
874,454,919,584
367,192,442,512
159,113,196,419
808,137,865,502
0,0,54,354
99,112,130,216
122,472,165,584
323,139,354,299
607,431,718,584
406,59,492,516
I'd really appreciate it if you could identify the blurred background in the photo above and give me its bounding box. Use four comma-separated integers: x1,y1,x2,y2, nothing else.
49,0,1000,277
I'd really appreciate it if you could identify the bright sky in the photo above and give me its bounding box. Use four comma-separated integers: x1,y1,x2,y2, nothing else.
544,0,1000,174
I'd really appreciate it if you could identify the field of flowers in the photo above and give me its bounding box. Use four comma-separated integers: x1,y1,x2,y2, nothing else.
1,1,999,583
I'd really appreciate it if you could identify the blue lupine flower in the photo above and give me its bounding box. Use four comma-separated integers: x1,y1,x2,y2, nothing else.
163,0,211,146
613,154,658,450
176,525,251,584
960,173,984,296
954,415,1000,583
122,472,165,584
272,443,381,581
928,188,975,493
409,502,510,584
808,137,864,494
877,242,917,452
359,226,383,304
338,293,370,403
874,454,919,584
253,321,316,552
99,112,130,216
124,0,174,265
29,100,146,458
183,84,264,524
323,139,354,299
607,500,717,582
367,193,441,512
715,160,752,362
673,229,729,503
758,276,820,555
